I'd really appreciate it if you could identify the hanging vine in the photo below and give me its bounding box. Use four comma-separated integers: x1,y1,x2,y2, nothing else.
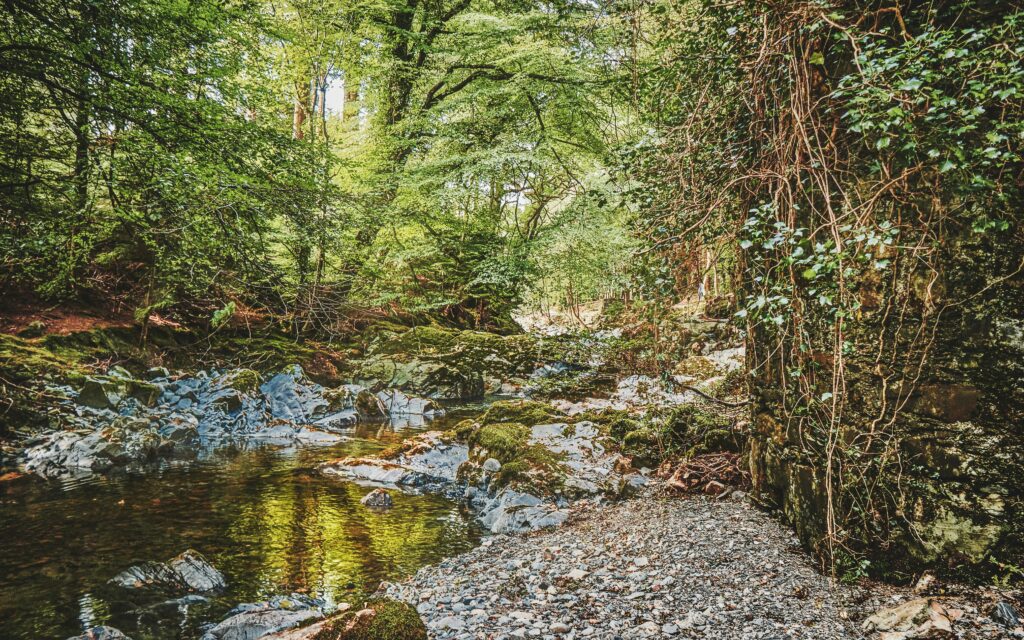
627,0,1024,576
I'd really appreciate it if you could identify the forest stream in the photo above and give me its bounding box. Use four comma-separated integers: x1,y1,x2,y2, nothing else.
0,410,483,640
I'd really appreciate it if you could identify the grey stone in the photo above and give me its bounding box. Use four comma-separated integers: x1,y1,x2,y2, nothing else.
993,602,1021,628
65,626,133,640
111,549,224,594
360,488,394,508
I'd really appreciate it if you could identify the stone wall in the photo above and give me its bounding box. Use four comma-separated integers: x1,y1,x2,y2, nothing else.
748,230,1024,581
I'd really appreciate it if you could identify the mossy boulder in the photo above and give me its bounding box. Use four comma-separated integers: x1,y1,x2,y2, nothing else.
478,400,563,427
492,444,567,495
356,355,483,400
369,325,539,376
353,326,556,400
221,368,262,393
311,600,425,640
452,401,574,496
468,422,531,462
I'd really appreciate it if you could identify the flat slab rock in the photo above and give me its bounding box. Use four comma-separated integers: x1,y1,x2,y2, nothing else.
384,495,1017,640
321,431,469,487
200,593,332,640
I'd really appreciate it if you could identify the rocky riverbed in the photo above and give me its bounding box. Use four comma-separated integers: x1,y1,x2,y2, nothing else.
384,490,1023,640
13,364,446,478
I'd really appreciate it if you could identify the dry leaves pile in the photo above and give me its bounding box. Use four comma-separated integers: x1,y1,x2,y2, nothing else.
658,452,749,496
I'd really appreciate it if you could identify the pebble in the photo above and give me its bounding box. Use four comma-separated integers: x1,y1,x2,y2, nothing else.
384,487,1017,640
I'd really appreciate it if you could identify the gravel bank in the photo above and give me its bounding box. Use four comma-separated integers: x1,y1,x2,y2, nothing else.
386,492,861,639
385,491,1022,640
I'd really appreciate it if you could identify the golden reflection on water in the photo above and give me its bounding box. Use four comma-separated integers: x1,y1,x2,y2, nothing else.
0,418,481,640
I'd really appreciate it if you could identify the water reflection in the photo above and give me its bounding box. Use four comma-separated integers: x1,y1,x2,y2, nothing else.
0,416,481,640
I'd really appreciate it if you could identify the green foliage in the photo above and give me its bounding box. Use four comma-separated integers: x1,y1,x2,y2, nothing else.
478,400,563,427
736,204,898,335
211,302,237,330
834,13,1024,234
1,0,637,329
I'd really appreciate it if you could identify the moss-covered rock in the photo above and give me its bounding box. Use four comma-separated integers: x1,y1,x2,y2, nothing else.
0,333,87,383
468,422,531,462
478,400,563,427
356,355,483,400
220,368,262,393
311,600,425,640
450,401,575,497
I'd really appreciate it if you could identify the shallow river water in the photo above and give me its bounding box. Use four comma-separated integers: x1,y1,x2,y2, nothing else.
0,413,483,640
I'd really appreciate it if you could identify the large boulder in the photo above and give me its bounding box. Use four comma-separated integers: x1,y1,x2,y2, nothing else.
77,377,126,410
260,366,329,422
356,355,483,400
111,549,225,594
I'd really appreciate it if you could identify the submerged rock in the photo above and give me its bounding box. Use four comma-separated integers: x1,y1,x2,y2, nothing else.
168,550,227,592
200,593,331,640
111,549,225,594
360,488,394,508
66,627,133,640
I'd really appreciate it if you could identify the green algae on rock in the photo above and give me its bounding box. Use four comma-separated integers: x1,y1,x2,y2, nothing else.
310,600,426,640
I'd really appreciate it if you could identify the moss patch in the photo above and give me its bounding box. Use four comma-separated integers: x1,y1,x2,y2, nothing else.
0,333,88,383
312,600,426,640
494,444,567,494
220,368,262,393
452,401,572,496
468,422,531,462
478,399,563,427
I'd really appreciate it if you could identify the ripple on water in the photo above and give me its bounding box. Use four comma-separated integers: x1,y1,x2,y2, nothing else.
0,414,483,640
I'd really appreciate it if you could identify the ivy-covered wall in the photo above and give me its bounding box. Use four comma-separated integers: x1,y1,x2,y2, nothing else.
737,3,1024,582
748,204,1024,583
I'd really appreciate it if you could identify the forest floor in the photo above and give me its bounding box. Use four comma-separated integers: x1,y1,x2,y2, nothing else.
384,488,1020,640
0,297,135,336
